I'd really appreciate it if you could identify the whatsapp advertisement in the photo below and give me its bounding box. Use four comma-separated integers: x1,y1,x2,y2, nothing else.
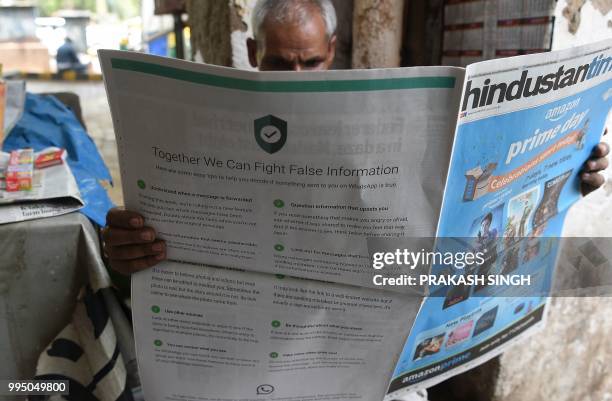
101,51,463,291
101,49,462,401
131,261,420,401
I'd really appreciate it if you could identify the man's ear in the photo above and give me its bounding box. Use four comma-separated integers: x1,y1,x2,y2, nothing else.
247,38,259,68
325,34,337,68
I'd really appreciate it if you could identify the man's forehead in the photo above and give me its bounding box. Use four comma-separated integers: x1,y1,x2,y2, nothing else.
258,12,329,48
256,2,326,32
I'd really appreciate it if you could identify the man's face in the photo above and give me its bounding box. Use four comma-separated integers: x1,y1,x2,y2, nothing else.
247,12,336,71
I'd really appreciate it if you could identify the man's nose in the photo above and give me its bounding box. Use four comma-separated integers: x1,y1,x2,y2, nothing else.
292,63,302,72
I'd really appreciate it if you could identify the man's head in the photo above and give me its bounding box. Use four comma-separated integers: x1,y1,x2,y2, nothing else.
247,0,337,71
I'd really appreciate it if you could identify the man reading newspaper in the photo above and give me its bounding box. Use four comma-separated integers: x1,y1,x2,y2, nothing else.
100,0,609,399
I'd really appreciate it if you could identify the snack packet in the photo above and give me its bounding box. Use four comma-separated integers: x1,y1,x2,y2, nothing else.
6,148,34,191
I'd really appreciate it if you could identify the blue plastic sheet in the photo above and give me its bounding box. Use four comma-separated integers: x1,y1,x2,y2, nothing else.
3,93,115,226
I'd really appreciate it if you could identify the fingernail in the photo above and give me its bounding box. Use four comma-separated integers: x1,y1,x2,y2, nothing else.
589,161,596,170
153,243,163,252
155,252,165,260
141,231,153,241
130,217,142,228
583,173,590,179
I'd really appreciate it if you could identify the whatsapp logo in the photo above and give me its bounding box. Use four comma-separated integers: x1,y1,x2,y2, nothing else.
254,115,287,154
256,384,275,395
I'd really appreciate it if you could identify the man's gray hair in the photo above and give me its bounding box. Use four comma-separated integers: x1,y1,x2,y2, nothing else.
252,0,337,39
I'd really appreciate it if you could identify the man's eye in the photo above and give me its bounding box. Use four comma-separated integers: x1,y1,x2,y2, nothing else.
263,58,292,70
304,59,323,69
273,60,291,68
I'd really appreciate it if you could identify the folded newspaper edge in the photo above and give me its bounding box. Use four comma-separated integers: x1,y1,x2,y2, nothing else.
0,147,84,224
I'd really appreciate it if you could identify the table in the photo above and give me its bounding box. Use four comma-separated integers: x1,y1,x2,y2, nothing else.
0,213,91,380
0,212,136,392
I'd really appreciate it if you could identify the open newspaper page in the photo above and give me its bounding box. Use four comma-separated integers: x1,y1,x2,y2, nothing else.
99,50,464,401
99,50,464,289
0,147,83,224
132,261,422,401
386,39,612,399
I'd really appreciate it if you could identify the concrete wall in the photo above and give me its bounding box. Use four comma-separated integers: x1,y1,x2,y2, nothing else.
493,298,612,401
553,0,612,49
491,5,612,400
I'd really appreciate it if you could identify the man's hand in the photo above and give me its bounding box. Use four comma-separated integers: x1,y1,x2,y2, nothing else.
102,207,166,275
581,132,609,196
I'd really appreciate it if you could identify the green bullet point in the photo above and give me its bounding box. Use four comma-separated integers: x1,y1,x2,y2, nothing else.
137,180,146,189
274,244,285,252
271,320,281,328
273,199,285,208
151,305,160,313
275,274,285,279
154,339,163,347
270,352,279,358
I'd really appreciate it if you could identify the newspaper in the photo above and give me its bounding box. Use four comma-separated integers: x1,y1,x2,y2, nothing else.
99,39,611,401
132,261,421,401
0,147,84,224
100,52,463,290
386,39,611,398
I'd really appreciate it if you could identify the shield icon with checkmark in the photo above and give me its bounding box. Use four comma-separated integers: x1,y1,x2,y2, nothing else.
254,115,287,154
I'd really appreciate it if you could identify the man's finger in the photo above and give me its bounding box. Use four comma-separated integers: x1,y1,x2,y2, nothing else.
106,207,145,229
110,256,165,275
584,157,609,173
102,227,156,246
581,172,606,189
592,142,610,158
106,240,165,260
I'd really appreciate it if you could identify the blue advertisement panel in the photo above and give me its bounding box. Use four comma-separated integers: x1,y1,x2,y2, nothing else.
388,51,611,394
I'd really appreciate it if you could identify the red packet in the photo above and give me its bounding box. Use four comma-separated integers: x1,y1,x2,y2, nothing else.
35,148,65,169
